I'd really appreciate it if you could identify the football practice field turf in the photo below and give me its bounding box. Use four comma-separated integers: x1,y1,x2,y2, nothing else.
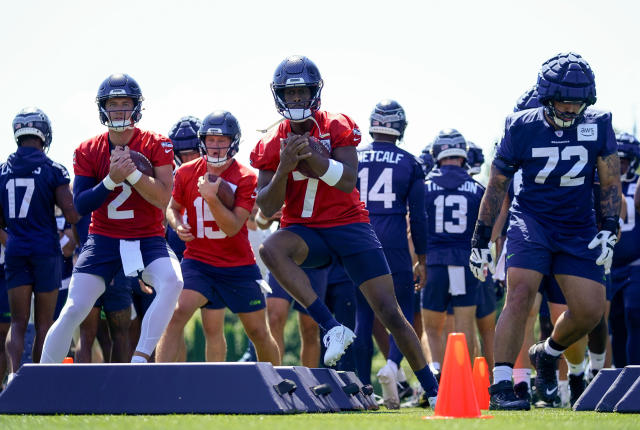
1,408,637,430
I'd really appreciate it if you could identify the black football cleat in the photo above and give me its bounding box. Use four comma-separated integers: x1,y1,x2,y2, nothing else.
489,381,531,410
529,341,560,405
569,373,586,406
513,381,532,403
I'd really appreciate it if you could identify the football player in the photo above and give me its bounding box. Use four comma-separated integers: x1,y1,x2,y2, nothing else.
156,111,280,364
354,99,427,409
609,132,640,366
1,108,79,378
250,56,438,407
0,234,9,389
471,53,621,410
421,129,484,380
41,74,183,364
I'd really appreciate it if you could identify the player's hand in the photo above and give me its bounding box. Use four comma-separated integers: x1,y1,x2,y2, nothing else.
469,222,495,282
278,132,311,174
588,230,617,271
109,146,136,184
138,279,154,294
176,223,195,242
197,175,220,204
413,261,426,291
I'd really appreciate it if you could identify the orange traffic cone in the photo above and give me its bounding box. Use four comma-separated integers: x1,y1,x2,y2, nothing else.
425,333,491,419
472,357,490,409
62,357,74,364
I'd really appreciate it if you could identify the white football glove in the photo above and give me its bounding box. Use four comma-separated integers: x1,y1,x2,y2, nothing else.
588,230,617,272
469,244,496,282
470,223,496,282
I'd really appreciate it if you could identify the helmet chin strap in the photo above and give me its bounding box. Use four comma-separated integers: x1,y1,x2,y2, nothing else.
205,155,229,167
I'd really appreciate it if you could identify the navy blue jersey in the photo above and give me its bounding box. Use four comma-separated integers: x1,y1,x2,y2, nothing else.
357,141,426,253
495,107,617,231
613,176,640,268
0,147,70,257
424,165,485,265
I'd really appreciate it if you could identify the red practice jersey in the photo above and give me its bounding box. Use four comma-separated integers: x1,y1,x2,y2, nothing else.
173,157,257,267
250,111,369,228
73,128,174,238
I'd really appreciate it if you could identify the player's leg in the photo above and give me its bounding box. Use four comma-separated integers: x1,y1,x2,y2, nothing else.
513,292,541,402
156,288,206,362
41,273,106,363
102,270,133,362
76,307,100,363
261,227,352,366
372,317,390,358
354,288,375,384
608,290,627,367
475,279,497,371
5,283,32,375
383,271,414,370
324,278,357,372
421,266,450,374
200,308,227,361
298,313,320,367
450,267,479,359
267,297,290,360
530,272,604,407
238,309,280,365
135,239,183,362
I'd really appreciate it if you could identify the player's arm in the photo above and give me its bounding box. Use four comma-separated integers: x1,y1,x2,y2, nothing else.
255,208,281,230
597,153,622,221
166,197,194,242
129,164,173,210
0,228,7,246
198,175,251,237
256,135,311,217
60,227,76,258
74,149,137,215
476,165,512,228
407,177,427,289
55,184,80,225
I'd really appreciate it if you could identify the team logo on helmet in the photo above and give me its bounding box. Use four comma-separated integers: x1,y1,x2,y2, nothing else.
430,129,467,163
369,99,408,141
12,107,53,149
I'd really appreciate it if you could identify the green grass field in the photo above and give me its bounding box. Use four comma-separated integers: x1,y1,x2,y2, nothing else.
1,408,638,430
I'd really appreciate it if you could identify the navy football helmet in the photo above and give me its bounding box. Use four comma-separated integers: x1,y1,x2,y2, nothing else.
271,55,323,121
537,52,596,128
431,129,467,163
419,145,435,175
96,73,144,131
466,141,484,175
369,99,407,140
13,107,52,149
616,132,640,180
169,116,202,166
514,86,541,112
198,111,241,167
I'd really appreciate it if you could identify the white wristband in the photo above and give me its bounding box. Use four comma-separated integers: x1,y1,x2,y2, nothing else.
59,235,70,249
319,159,344,187
102,175,117,190
255,212,269,225
126,169,143,185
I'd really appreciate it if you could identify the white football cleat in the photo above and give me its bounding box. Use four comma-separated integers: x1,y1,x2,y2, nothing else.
377,362,400,410
323,325,355,367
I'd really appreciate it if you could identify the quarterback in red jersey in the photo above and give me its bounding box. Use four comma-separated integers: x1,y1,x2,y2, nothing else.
250,56,438,406
156,111,279,364
42,74,183,364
